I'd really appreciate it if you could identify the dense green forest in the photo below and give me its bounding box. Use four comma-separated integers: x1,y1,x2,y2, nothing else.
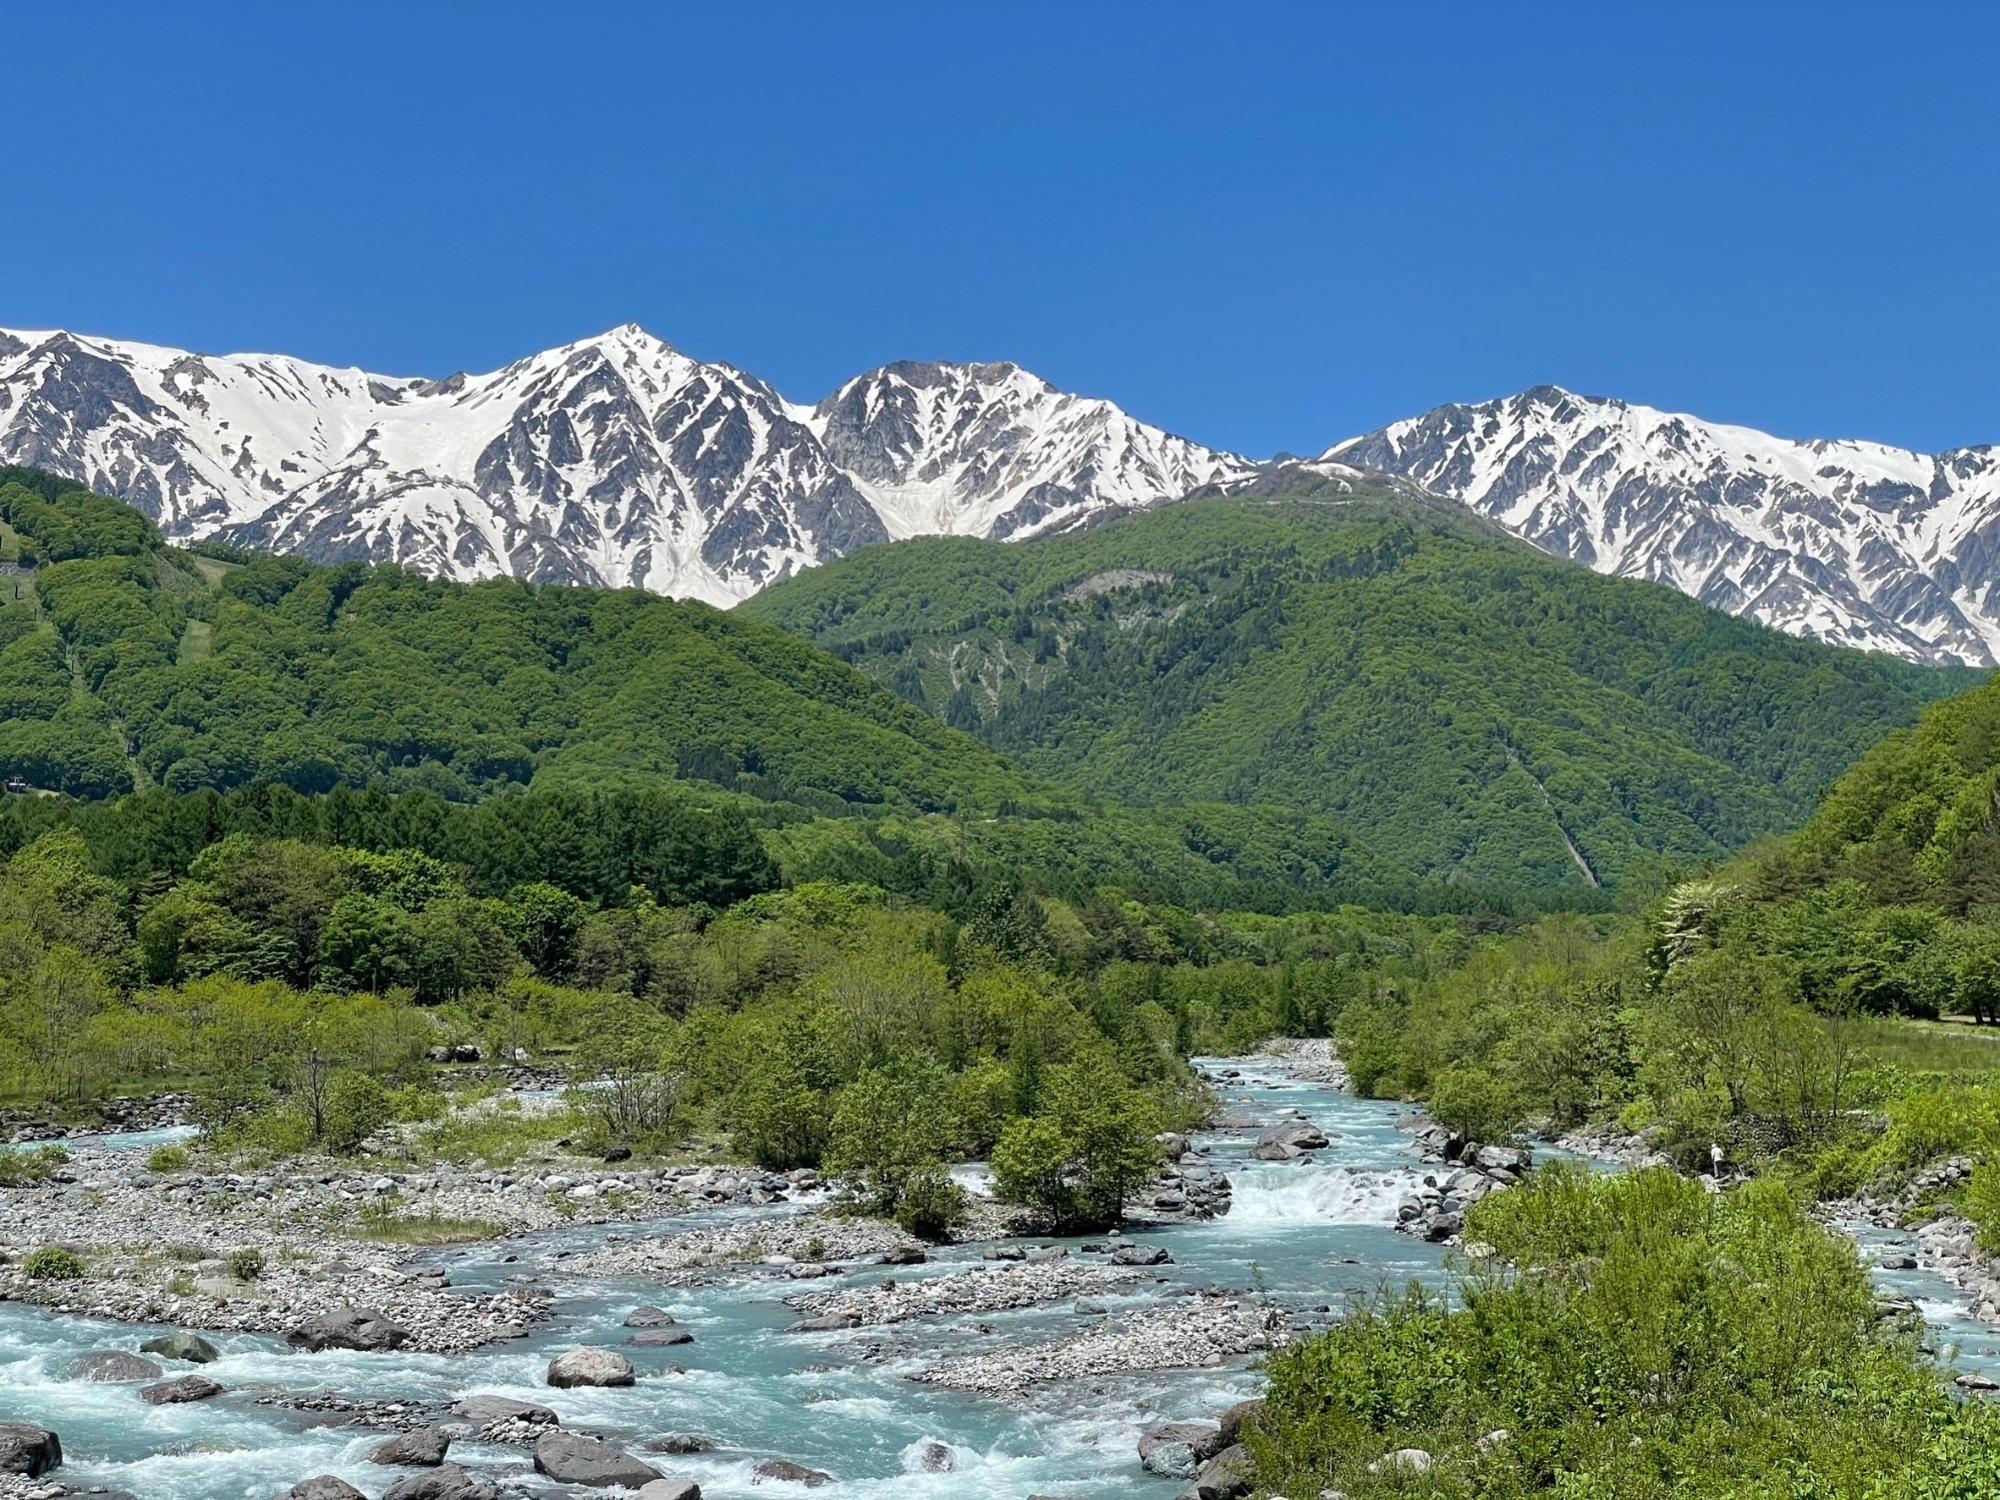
746,494,1976,898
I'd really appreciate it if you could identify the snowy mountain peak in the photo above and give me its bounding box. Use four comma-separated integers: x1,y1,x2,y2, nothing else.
0,326,1246,604
1327,389,2000,665
812,359,1253,541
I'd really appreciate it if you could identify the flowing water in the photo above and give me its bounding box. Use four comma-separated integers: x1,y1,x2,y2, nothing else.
2,1063,1993,1499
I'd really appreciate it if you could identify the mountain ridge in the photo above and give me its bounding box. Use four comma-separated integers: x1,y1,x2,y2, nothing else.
8,322,2000,663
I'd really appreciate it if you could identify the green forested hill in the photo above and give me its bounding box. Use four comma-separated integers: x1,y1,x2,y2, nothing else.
745,492,1978,895
0,469,1433,915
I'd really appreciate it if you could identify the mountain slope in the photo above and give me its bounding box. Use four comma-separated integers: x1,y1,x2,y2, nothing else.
746,488,1978,896
0,326,1242,603
1326,386,2000,667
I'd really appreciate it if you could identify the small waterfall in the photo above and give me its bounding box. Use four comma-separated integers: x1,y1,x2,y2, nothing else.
1224,1163,1420,1227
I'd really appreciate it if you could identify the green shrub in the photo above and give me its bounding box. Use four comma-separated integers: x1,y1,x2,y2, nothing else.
146,1145,192,1174
323,1071,393,1154
225,1247,265,1282
0,1145,69,1187
1425,1066,1524,1143
23,1247,86,1280
894,1164,969,1242
1967,1161,2000,1254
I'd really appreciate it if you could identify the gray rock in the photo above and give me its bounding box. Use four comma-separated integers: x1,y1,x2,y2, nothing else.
1110,1244,1173,1267
141,1331,221,1364
382,1465,502,1500
0,1422,61,1477
372,1425,453,1466
287,1307,410,1352
785,1312,860,1333
629,1325,694,1346
448,1394,558,1427
645,1435,716,1456
1217,1398,1265,1446
637,1484,702,1500
533,1431,663,1488
912,1440,955,1472
752,1459,834,1486
624,1305,679,1328
1140,1422,1223,1478
278,1479,367,1500
140,1374,225,1404
547,1346,636,1388
66,1350,164,1382
1183,1442,1253,1499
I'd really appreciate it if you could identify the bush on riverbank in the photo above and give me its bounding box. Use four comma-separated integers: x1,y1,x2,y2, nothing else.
1252,1165,2000,1498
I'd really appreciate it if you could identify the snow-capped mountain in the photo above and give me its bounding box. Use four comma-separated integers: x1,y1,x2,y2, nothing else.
1326,386,2000,666
0,325,1243,604
815,360,1253,541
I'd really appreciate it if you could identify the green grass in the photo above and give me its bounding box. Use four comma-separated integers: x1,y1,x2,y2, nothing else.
1843,1016,2000,1076
349,1213,507,1246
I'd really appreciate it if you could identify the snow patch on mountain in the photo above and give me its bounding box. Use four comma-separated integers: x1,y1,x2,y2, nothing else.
1327,385,2000,666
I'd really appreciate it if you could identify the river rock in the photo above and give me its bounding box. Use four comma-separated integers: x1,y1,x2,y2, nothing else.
752,1459,834,1486
382,1464,501,1500
629,1325,694,1346
547,1346,636,1387
1256,1122,1329,1152
786,1312,860,1332
1217,1398,1265,1445
66,1350,164,1382
140,1374,225,1404
637,1484,703,1500
534,1431,663,1487
448,1394,558,1427
1139,1422,1223,1477
0,1421,61,1477
372,1425,453,1466
278,1479,367,1500
287,1307,411,1352
645,1436,716,1455
910,1440,955,1472
142,1331,221,1364
1183,1442,1253,1499
624,1305,679,1327
1110,1244,1173,1266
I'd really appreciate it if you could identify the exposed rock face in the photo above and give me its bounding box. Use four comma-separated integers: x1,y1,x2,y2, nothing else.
0,1422,61,1477
1139,1422,1225,1478
286,1307,411,1352
64,1350,163,1382
532,1431,663,1488
1328,385,2000,665
1182,1442,1254,1499
545,1346,636,1388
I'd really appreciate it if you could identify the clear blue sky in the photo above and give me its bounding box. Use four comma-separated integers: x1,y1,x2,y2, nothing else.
6,2,1995,457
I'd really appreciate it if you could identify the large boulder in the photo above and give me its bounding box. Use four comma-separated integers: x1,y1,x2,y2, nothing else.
1139,1422,1224,1479
1256,1122,1329,1152
372,1425,453,1466
140,1374,225,1404
1110,1244,1173,1267
623,1306,678,1328
278,1480,366,1500
66,1350,163,1382
546,1346,636,1388
637,1484,702,1500
1217,1398,1265,1447
0,1422,61,1477
1183,1443,1254,1500
751,1459,834,1486
448,1394,558,1427
286,1308,410,1353
141,1332,221,1364
382,1465,501,1500
533,1431,663,1488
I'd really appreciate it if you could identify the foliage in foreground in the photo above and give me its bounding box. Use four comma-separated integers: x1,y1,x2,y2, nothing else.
1254,1166,2000,1500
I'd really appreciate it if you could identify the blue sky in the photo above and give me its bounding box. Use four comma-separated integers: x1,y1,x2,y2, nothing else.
6,2,1995,457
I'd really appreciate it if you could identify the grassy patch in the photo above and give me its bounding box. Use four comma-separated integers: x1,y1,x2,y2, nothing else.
1843,1016,2000,1076
349,1213,507,1246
